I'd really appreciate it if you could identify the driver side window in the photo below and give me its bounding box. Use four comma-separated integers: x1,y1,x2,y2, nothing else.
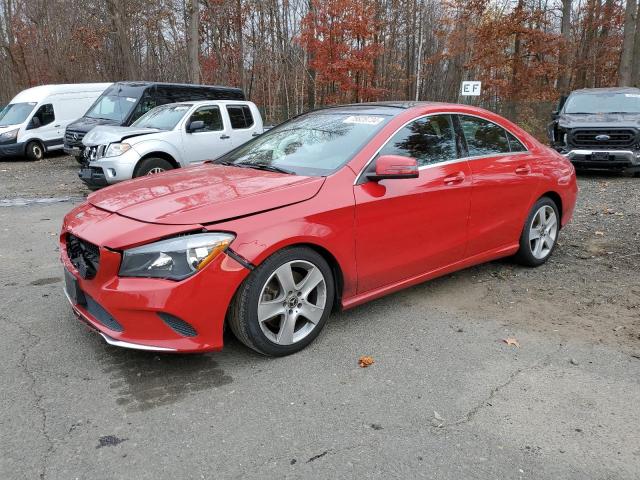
188,106,223,132
378,115,457,166
30,103,55,128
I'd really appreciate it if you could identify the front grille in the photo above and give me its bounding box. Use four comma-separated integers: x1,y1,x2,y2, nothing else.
569,129,638,149
66,234,100,279
64,130,86,148
157,312,198,337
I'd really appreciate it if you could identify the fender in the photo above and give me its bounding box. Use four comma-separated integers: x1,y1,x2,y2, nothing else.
130,138,183,167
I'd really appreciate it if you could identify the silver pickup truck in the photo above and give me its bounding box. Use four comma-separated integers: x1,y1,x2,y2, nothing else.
79,100,263,188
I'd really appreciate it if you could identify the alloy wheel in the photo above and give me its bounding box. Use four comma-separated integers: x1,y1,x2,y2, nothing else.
257,260,327,345
147,167,165,175
529,205,558,259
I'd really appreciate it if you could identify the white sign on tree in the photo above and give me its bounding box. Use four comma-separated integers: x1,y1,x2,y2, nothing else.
460,81,482,96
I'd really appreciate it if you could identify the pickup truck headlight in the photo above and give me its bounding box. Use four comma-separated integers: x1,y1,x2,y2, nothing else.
0,128,19,143
104,142,131,158
119,232,235,280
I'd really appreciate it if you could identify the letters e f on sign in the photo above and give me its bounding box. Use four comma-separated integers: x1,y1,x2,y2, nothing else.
461,81,482,96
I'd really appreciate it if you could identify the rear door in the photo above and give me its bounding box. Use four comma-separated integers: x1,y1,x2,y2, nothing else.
456,114,539,257
181,104,232,164
353,114,472,293
225,104,259,147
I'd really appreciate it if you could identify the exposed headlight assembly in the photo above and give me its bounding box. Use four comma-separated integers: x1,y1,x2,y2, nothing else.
104,142,131,158
119,232,235,280
0,128,19,142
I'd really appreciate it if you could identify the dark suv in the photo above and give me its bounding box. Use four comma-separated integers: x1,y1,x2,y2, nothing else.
64,82,245,163
548,87,640,174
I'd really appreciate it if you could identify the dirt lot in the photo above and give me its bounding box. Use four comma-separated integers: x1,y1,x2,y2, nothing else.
1,154,639,479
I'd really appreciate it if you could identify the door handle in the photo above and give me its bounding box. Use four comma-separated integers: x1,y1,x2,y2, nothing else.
220,134,230,140
54,124,61,127
252,132,260,137
515,164,531,175
443,171,465,185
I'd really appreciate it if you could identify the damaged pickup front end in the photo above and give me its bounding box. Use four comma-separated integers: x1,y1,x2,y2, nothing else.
549,88,640,174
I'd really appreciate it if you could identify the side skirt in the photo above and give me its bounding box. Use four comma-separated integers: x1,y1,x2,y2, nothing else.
341,243,519,310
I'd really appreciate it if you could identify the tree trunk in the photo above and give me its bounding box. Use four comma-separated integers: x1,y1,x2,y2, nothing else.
557,0,572,93
187,0,200,84
619,0,637,86
632,2,640,87
106,0,137,80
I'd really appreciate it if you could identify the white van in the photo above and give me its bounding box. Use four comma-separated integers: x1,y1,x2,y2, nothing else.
0,83,111,160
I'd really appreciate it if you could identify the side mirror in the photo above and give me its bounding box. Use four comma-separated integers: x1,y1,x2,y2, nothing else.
187,120,205,133
367,155,419,181
550,110,559,120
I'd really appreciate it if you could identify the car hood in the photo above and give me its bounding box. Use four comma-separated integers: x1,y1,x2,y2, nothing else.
82,126,161,147
558,113,640,129
87,164,325,225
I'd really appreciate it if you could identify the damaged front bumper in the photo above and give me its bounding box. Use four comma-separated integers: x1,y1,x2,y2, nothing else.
562,149,640,172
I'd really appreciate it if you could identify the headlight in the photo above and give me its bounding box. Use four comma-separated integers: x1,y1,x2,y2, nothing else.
0,128,18,142
104,142,131,158
119,232,235,280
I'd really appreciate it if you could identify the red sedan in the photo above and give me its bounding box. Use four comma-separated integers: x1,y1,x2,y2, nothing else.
61,102,577,355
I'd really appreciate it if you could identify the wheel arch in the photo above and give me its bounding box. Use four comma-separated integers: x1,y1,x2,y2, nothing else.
538,191,563,227
236,240,346,312
134,151,180,175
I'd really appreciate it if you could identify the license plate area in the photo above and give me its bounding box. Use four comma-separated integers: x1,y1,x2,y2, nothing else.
64,268,86,306
79,168,93,179
591,152,610,161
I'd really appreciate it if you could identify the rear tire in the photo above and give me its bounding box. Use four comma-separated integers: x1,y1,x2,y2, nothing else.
133,157,174,178
228,247,335,356
25,141,44,161
514,197,560,267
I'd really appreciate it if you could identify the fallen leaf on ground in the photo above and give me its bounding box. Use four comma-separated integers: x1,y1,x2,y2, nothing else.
358,356,374,368
502,338,521,348
595,231,604,236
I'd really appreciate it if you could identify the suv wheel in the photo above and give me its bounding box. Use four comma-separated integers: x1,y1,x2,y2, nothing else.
134,157,174,177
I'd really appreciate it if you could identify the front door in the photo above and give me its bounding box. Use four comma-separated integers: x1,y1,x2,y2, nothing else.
28,103,60,148
181,105,233,164
353,114,472,294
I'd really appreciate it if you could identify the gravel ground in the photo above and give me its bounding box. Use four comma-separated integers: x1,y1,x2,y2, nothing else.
1,154,639,479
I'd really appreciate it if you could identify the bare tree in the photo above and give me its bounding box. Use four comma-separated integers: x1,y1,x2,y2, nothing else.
186,0,200,83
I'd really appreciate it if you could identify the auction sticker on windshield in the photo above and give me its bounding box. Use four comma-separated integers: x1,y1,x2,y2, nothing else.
343,115,385,125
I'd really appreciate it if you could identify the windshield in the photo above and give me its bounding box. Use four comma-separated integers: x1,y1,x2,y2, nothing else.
132,104,192,130
85,95,138,122
564,92,640,114
216,112,392,176
0,102,36,126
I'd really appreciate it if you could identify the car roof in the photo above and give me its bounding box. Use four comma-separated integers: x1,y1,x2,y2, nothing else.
11,83,112,103
160,100,255,108
311,101,497,118
569,87,640,95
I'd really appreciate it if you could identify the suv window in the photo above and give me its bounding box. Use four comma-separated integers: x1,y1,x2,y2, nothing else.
378,114,457,166
31,103,55,128
189,106,223,131
507,131,527,152
226,105,254,129
129,92,158,123
458,115,510,156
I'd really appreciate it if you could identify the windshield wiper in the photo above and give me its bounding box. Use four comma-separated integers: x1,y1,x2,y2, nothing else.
236,162,295,175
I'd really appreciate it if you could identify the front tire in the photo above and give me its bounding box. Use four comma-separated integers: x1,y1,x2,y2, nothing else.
514,197,560,267
133,157,174,178
25,141,44,161
228,247,335,356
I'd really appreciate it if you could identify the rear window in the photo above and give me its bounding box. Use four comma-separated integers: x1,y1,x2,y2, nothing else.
458,115,510,156
227,105,254,129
